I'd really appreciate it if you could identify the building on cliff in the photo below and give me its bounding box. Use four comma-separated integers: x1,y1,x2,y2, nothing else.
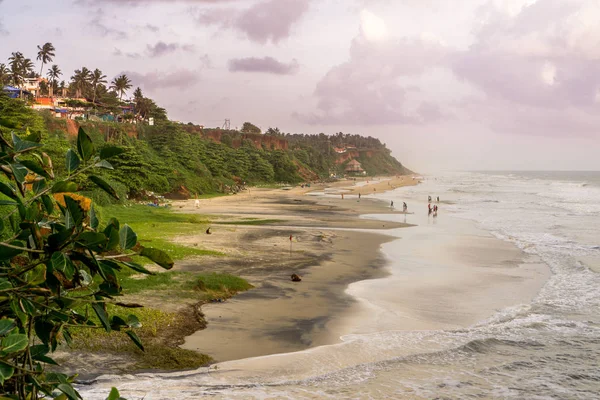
345,159,366,175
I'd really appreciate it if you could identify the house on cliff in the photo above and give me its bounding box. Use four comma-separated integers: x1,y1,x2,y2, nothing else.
345,159,366,175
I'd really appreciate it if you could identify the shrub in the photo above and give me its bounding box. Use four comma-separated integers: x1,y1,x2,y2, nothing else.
0,123,174,399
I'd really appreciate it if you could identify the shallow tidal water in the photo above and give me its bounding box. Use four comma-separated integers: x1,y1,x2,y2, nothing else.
80,172,600,399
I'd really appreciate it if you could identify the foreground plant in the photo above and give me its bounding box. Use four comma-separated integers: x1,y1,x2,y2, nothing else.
0,127,173,399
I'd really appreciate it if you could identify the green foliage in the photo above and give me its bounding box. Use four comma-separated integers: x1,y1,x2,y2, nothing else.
0,120,173,399
241,121,261,135
195,273,254,295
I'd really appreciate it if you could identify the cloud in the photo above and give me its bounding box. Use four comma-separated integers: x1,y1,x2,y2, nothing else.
113,48,141,59
144,41,196,57
228,57,298,75
89,8,128,39
125,69,200,91
144,23,160,32
298,30,448,125
196,0,310,44
199,54,212,68
451,0,600,136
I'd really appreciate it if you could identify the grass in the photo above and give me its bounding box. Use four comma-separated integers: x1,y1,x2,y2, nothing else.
100,204,224,261
70,306,213,371
64,205,256,372
68,273,252,371
195,272,254,301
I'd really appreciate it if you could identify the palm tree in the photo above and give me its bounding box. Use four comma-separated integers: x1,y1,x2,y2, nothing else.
133,87,143,101
59,80,67,97
47,65,62,97
0,63,9,86
90,68,107,104
110,74,132,101
36,42,56,77
70,67,91,98
8,52,25,86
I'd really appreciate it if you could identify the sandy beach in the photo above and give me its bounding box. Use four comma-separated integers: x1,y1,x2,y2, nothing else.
170,176,417,361
164,174,547,364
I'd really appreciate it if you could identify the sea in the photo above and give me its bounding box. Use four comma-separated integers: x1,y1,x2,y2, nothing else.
80,171,600,399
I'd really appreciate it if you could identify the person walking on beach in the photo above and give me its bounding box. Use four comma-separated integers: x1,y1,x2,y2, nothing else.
428,203,432,215
428,195,432,202
437,196,440,202
390,200,394,208
359,193,361,199
403,202,407,213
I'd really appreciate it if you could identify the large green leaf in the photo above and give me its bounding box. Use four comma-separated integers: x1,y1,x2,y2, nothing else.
99,146,126,160
77,232,106,248
119,224,137,250
19,159,51,179
125,330,144,352
122,261,155,275
63,195,83,228
90,206,99,230
65,149,81,174
11,132,42,153
9,163,28,184
104,224,120,251
89,175,119,200
0,320,15,336
140,247,174,270
47,227,73,250
0,362,14,385
1,333,28,354
24,264,46,286
0,181,18,200
52,181,78,193
41,194,54,214
23,127,41,143
106,387,124,400
91,303,111,333
94,160,114,170
50,252,75,280
0,241,25,261
57,383,82,400
76,127,95,162
34,320,53,345
32,178,47,195
127,315,142,329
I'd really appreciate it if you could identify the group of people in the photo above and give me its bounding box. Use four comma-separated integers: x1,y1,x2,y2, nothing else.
389,201,408,213
428,195,440,216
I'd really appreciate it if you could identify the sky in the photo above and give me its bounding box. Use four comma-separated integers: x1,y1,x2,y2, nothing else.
0,0,599,172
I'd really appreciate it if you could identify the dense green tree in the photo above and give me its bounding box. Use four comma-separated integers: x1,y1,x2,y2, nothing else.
70,67,91,98
241,122,261,135
0,63,9,86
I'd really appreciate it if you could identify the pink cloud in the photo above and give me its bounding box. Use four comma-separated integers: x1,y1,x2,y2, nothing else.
228,57,298,75
125,69,200,91
451,0,600,137
196,0,310,44
297,35,448,125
